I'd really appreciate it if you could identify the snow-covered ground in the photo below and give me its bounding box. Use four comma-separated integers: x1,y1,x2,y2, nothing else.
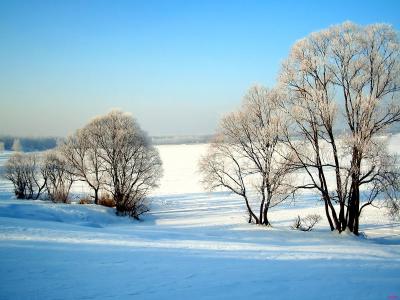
0,140,399,299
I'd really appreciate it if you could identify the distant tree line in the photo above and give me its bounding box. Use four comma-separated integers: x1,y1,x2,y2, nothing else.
3,111,163,219
0,134,215,153
151,135,213,145
0,136,58,152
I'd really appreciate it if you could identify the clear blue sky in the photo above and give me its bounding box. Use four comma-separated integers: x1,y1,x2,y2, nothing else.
0,0,399,137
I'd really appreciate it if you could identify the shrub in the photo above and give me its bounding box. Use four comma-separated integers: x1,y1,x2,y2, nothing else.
98,193,116,208
291,214,322,232
4,152,46,199
79,197,93,205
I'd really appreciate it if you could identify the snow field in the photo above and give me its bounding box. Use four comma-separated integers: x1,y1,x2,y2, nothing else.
0,141,399,299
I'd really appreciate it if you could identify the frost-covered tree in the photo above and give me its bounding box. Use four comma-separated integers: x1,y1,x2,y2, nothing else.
60,128,106,204
280,21,400,235
200,86,293,226
12,139,22,152
4,152,46,199
87,110,162,218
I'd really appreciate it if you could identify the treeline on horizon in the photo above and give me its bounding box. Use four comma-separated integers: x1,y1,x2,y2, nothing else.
0,135,215,152
0,136,58,152
2,126,400,152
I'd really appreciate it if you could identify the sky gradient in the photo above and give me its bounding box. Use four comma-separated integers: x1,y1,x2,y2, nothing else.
1,0,399,137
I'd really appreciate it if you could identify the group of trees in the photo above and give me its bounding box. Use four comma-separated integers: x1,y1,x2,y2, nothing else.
200,22,400,235
4,111,162,219
3,22,399,233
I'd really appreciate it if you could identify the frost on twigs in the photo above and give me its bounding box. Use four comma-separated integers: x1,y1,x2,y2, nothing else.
41,151,75,203
199,86,294,226
84,110,162,219
279,21,400,235
4,152,46,200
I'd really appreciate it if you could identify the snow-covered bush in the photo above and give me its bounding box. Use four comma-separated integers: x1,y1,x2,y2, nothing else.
4,152,46,199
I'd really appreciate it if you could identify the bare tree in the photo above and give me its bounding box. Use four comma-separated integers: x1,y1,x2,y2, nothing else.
200,86,293,226
0,142,4,152
4,152,46,199
12,139,22,152
86,111,162,218
41,151,75,203
200,135,257,223
60,128,105,204
280,21,400,235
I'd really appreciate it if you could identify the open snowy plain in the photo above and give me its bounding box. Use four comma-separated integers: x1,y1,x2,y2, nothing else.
0,138,400,299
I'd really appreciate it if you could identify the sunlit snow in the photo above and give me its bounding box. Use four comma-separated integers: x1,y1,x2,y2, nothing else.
0,139,399,299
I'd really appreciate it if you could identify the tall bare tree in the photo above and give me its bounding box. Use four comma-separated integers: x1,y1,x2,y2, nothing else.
280,21,400,235
200,86,293,226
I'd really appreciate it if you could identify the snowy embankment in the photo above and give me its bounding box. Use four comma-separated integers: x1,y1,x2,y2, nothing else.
0,141,400,299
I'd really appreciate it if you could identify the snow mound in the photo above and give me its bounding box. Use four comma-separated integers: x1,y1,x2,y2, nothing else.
0,200,130,228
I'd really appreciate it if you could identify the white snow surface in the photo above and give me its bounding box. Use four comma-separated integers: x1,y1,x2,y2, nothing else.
0,141,400,299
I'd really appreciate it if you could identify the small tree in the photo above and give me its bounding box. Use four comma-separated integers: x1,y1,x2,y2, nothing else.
4,152,46,199
12,139,22,152
87,111,162,218
0,142,4,152
200,86,293,226
41,151,75,203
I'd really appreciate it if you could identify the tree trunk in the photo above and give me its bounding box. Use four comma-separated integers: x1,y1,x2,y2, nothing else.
94,189,99,205
114,192,125,214
259,192,266,225
347,149,361,235
323,195,334,231
347,184,360,235
339,201,346,232
34,181,47,200
328,130,346,232
263,203,271,226
244,195,259,224
326,195,340,231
